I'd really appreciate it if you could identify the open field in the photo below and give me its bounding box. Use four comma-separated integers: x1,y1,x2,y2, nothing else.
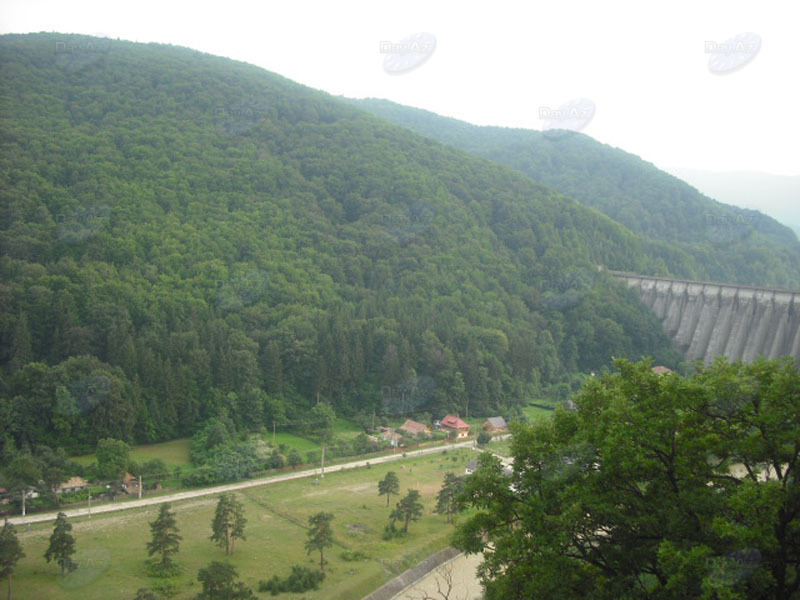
11,449,476,600
520,403,555,422
71,438,193,469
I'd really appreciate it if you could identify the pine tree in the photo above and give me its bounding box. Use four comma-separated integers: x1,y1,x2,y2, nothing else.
210,494,246,556
378,471,400,506
44,513,75,576
390,489,424,533
146,503,181,573
305,512,334,572
435,472,465,523
0,519,25,600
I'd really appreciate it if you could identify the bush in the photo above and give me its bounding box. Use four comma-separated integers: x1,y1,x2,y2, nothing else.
145,559,182,578
150,579,179,598
382,522,406,540
259,565,324,595
340,550,368,561
477,431,492,445
269,450,285,469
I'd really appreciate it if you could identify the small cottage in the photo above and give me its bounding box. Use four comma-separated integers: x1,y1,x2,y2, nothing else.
482,417,507,432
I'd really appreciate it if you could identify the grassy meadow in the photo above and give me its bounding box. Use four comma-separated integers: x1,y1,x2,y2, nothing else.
12,449,477,600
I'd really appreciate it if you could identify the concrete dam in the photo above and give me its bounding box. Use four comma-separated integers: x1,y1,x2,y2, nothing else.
612,272,800,364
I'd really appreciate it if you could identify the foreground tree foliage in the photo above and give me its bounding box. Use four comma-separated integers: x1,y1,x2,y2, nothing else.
455,357,800,600
44,512,75,576
0,519,24,600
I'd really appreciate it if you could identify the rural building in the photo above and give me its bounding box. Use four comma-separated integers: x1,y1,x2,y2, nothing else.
465,459,479,475
57,476,88,494
378,428,402,447
482,416,507,432
399,418,430,437
440,415,470,439
651,365,673,375
122,472,140,495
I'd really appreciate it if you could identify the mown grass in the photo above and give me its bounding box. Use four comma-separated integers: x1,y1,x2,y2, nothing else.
13,449,476,600
520,404,555,422
71,438,193,469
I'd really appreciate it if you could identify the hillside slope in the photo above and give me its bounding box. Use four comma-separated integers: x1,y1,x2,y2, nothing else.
0,33,682,452
346,98,800,288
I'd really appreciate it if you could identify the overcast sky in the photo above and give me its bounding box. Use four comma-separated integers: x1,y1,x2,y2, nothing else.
1,0,798,178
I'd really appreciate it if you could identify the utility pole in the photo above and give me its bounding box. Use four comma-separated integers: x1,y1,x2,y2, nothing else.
138,475,142,499
88,494,92,518
320,445,326,478
21,489,26,516
273,422,276,447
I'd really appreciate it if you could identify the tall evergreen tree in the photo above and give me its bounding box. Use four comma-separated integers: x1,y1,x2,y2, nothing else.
305,512,334,572
378,471,400,507
44,513,75,576
391,489,424,533
146,503,181,573
435,472,465,524
210,494,246,556
0,519,24,600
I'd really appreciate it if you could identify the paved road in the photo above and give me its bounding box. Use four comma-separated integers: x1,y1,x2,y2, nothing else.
7,436,509,526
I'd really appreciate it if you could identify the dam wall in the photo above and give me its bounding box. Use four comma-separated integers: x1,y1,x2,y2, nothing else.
612,273,800,364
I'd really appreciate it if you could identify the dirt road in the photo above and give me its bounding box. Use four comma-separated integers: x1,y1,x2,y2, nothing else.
7,437,506,526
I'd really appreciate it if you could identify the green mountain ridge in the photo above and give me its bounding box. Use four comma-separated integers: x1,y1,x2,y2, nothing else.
345,97,800,288
0,33,710,453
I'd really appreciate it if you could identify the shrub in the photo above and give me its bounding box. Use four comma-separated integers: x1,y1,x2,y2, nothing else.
382,522,405,540
340,550,368,561
477,431,492,445
259,565,324,595
150,579,179,598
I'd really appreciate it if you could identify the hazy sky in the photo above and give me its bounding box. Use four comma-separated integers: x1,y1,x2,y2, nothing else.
2,0,798,177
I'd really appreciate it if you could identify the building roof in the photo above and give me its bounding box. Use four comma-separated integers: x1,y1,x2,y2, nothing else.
441,415,470,429
465,459,479,473
484,416,507,429
652,366,673,375
399,419,429,435
57,476,88,491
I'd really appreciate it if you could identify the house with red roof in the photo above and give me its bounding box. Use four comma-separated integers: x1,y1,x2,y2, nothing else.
440,415,470,439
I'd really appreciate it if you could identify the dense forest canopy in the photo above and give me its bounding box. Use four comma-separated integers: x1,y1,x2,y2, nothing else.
347,98,800,288
0,33,700,454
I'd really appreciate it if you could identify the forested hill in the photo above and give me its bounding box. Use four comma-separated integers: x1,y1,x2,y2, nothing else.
346,98,800,288
0,33,682,453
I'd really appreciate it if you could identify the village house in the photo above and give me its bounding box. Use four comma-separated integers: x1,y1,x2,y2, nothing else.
122,472,140,496
440,415,470,439
57,476,88,494
482,416,507,432
398,418,430,437
377,426,402,447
